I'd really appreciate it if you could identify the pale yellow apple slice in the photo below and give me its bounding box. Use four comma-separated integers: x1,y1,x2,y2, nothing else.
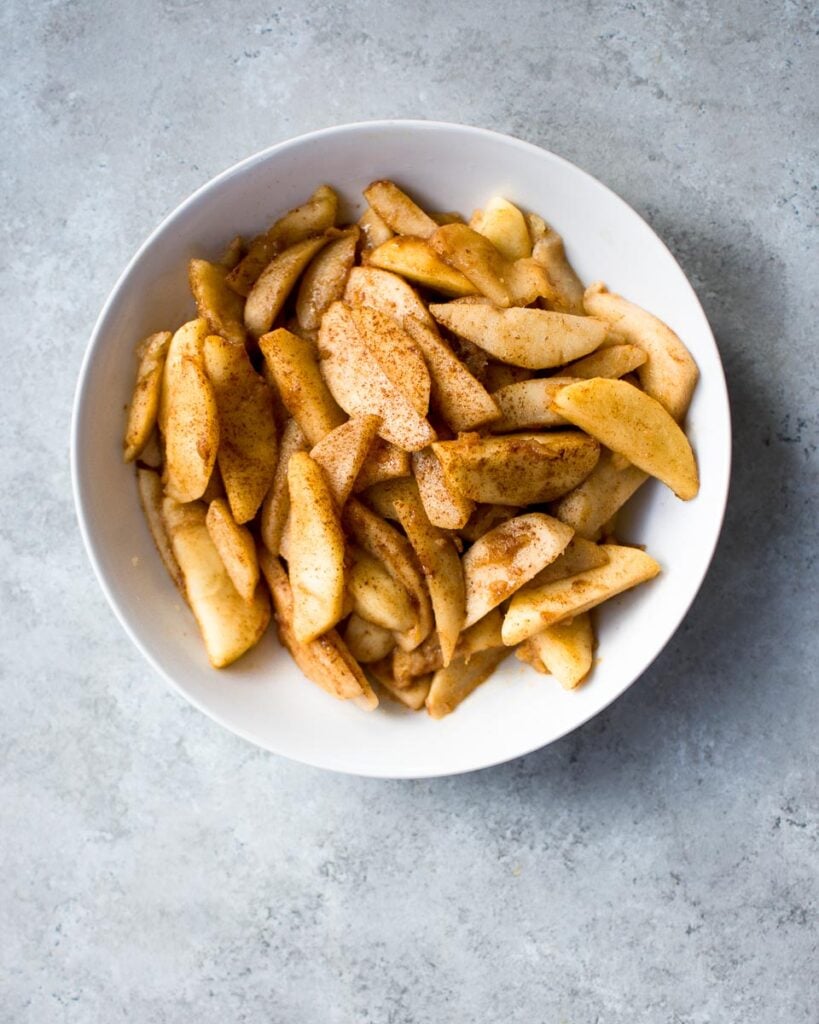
124,331,172,462
189,258,246,346
162,497,270,668
286,452,346,643
227,184,338,297
244,234,330,338
462,513,574,628
203,334,278,523
259,549,377,708
363,179,438,238
343,265,435,328
432,432,600,505
515,613,594,689
583,282,698,421
364,236,476,296
551,378,699,500
309,414,381,507
426,648,509,719
470,197,532,261
205,498,260,603
393,483,466,667
502,544,661,645
429,301,606,369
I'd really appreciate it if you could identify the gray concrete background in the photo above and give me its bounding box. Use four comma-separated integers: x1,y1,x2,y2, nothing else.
2,1,817,1021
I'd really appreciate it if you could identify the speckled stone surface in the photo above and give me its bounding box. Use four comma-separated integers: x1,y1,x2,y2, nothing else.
2,1,817,1021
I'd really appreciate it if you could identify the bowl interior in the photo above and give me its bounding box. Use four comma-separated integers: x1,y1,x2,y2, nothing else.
73,122,730,778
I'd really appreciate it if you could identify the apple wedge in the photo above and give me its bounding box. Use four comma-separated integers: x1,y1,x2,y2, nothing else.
425,647,508,719
189,259,246,346
244,234,331,338
227,184,338,297
124,331,172,462
286,452,346,643
203,334,278,523
309,414,381,507
260,549,377,708
348,304,431,415
358,205,394,251
260,327,345,446
363,179,438,238
343,265,435,328
432,432,600,505
583,282,698,421
205,498,260,603
347,545,415,633
162,497,270,667
502,544,661,645
515,613,594,689
551,449,649,539
393,482,466,666
527,214,585,315
411,448,475,530
489,377,577,432
428,222,511,307
136,467,183,591
259,418,307,555
462,513,574,627
559,343,647,380
551,378,699,500
343,498,433,652
470,197,532,261
318,301,436,451
526,536,609,589
403,315,500,431
295,227,359,333
343,613,395,664
163,354,219,504
429,301,606,369
364,236,476,297
352,437,411,491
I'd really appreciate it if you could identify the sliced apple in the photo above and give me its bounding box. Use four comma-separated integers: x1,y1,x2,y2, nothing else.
583,282,698,421
462,513,573,627
227,184,338,297
244,234,331,338
203,333,278,523
286,452,346,642
124,331,172,462
364,236,476,297
260,327,345,446
403,315,500,431
295,228,359,332
260,549,377,708
515,613,594,689
425,648,508,719
363,179,438,238
309,413,380,507
502,544,661,645
344,265,435,328
189,259,246,345
428,222,511,307
470,197,532,261
318,301,436,452
432,432,600,505
551,378,699,500
162,497,270,667
429,301,606,369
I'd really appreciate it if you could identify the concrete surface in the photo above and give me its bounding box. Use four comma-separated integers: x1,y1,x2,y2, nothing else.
1,1,817,1021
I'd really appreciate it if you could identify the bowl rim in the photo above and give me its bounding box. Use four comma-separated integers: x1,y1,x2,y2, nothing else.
71,119,732,777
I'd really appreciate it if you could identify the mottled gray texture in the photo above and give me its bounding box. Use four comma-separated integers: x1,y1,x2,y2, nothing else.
1,0,817,1021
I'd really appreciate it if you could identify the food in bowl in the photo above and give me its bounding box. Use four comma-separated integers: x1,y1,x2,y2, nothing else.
122,178,699,718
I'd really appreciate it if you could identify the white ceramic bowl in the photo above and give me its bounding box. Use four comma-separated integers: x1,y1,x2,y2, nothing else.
72,121,730,778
